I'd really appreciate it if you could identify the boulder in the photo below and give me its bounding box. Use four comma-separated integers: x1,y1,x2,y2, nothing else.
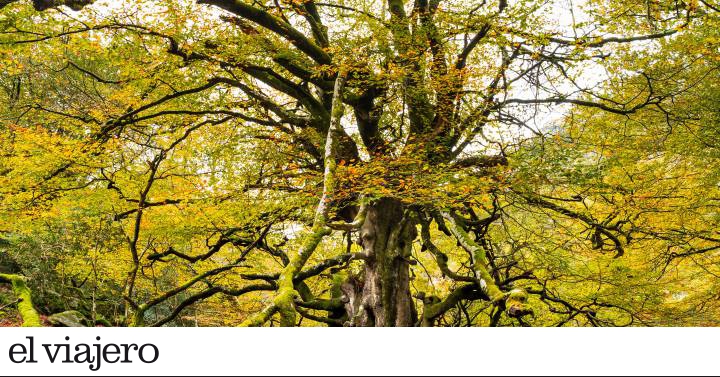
48,310,87,327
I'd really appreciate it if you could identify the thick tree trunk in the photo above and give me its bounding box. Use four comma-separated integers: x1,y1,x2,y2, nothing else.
342,198,417,326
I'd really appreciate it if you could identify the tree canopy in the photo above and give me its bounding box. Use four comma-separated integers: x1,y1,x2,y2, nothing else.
0,0,719,327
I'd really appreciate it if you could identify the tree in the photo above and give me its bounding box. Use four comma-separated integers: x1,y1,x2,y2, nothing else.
0,0,718,327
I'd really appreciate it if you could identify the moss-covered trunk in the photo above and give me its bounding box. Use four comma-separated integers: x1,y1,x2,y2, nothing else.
343,198,417,326
0,273,41,327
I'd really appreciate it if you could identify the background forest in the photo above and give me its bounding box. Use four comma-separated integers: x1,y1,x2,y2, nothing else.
0,0,719,327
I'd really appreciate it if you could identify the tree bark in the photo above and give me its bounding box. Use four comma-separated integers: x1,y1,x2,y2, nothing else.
343,198,417,326
0,274,41,327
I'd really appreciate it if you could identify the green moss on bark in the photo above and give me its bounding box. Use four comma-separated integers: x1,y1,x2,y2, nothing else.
441,212,504,302
0,274,41,327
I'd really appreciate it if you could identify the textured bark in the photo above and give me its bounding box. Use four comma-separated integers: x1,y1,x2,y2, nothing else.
343,198,417,326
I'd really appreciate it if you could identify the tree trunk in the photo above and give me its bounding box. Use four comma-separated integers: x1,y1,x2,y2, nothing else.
0,274,41,327
342,198,417,326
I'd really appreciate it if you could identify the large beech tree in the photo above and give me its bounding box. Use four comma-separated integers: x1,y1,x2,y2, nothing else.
1,0,719,327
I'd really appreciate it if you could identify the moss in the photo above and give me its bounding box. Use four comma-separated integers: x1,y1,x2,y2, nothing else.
272,224,331,326
330,273,345,300
242,72,347,327
441,212,504,302
296,298,345,311
130,312,146,327
130,305,147,327
0,274,41,327
505,288,533,318
48,310,87,327
93,314,113,327
422,284,473,326
274,289,299,327
239,304,279,327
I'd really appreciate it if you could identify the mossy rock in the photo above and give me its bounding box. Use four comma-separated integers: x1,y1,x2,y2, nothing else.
93,314,113,327
48,310,87,327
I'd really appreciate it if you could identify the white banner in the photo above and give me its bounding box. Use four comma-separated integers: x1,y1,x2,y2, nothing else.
0,327,717,376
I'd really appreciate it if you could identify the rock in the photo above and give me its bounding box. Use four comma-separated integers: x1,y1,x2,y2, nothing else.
48,310,87,327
